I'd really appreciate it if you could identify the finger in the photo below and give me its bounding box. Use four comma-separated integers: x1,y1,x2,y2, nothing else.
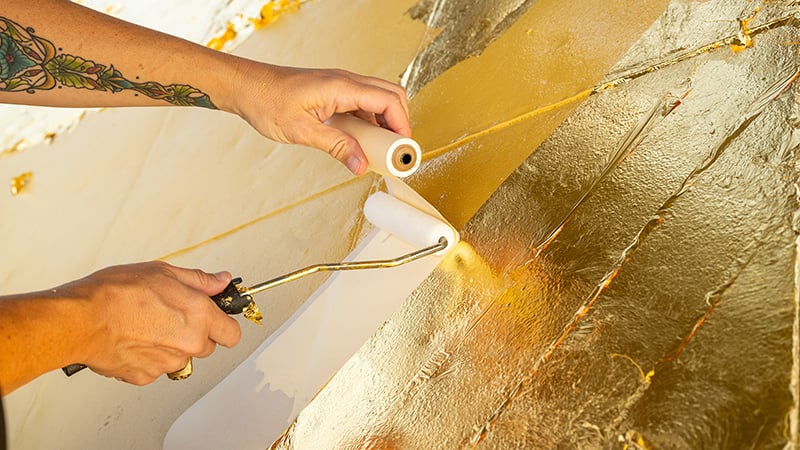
158,264,241,348
304,121,368,175
174,326,220,357
343,72,410,119
194,338,217,358
118,372,159,387
333,83,411,138
376,114,389,130
352,110,377,126
207,313,242,348
168,265,231,297
165,356,193,374
96,346,179,384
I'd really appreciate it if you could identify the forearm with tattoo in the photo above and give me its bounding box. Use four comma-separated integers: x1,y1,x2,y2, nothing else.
0,15,216,108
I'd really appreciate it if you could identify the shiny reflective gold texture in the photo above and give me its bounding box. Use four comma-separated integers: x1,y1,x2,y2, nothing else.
251,0,305,29
276,0,800,448
407,0,672,229
243,300,263,326
9,171,32,196
207,0,307,49
1,139,25,158
206,23,237,50
167,357,193,381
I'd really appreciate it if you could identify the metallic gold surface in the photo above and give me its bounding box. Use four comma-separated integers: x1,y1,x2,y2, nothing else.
167,358,193,381
243,301,263,326
406,0,672,229
207,0,308,49
1,139,25,158
9,171,32,196
275,0,800,448
251,0,306,29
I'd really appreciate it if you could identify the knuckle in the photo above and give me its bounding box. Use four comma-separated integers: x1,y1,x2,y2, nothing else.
187,267,210,286
197,341,216,358
186,337,210,355
128,373,156,386
148,260,174,277
327,136,351,161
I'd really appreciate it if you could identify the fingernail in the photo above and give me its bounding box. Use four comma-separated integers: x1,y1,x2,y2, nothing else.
346,155,364,175
213,271,230,282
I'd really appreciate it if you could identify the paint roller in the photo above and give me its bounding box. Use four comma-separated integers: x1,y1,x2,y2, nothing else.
62,113,458,377
204,113,459,325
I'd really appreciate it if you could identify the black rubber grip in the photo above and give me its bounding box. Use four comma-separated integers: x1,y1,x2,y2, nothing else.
62,363,87,376
210,277,251,314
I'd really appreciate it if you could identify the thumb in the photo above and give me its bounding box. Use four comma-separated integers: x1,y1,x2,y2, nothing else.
169,266,232,297
308,122,368,175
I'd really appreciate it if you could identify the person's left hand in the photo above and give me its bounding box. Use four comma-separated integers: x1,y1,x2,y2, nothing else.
223,61,411,175
65,262,242,385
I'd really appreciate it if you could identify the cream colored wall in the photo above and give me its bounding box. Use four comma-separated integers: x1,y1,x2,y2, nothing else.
1,1,426,449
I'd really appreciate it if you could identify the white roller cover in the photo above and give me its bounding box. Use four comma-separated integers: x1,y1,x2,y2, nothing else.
364,191,457,254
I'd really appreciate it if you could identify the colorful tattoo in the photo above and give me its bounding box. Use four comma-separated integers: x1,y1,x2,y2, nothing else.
0,16,216,109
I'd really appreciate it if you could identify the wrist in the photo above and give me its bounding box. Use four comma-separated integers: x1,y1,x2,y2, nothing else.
216,57,279,119
207,53,251,116
46,280,108,367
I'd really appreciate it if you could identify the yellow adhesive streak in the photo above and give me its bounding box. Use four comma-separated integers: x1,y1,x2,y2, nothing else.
206,0,309,50
610,353,648,382
158,176,364,261
1,139,26,158
206,22,237,50
251,0,305,29
423,89,593,160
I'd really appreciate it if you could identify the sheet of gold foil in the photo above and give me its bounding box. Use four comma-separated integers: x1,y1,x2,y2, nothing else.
274,0,800,448
406,0,672,229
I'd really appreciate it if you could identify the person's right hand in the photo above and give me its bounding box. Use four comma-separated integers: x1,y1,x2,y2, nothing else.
221,62,412,175
60,261,241,385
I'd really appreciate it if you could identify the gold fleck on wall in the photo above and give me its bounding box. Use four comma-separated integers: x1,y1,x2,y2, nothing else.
251,0,305,29
1,139,26,158
206,22,238,50
206,0,308,50
10,171,33,196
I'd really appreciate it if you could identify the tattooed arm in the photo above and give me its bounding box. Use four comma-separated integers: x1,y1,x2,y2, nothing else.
0,0,410,174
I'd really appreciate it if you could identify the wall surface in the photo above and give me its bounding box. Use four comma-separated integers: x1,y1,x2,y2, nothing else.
3,0,799,449
1,1,427,449
276,0,800,448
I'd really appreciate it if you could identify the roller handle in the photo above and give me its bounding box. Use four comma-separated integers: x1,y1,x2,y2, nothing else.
61,278,250,377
